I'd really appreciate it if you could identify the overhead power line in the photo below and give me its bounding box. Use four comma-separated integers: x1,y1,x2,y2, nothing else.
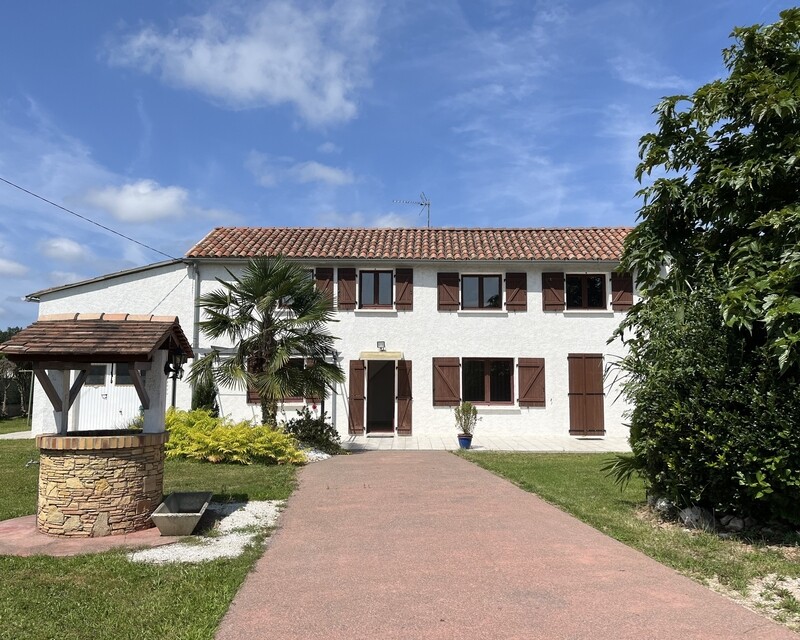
0,176,179,261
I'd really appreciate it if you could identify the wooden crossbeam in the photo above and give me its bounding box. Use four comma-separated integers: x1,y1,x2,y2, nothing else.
129,368,150,410
33,368,62,413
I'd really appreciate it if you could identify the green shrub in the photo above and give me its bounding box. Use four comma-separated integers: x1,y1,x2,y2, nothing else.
165,408,306,465
454,401,479,435
283,406,342,454
190,377,218,416
614,282,800,524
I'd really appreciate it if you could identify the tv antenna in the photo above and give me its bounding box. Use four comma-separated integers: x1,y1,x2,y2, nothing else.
393,192,431,228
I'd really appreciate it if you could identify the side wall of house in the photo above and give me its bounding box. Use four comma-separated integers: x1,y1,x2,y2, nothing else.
31,263,195,434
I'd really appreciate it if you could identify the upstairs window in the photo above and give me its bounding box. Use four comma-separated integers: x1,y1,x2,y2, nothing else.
565,274,606,310
461,275,502,310
359,271,393,308
462,358,513,404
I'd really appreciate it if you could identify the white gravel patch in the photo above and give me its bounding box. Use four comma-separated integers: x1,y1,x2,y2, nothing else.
303,448,331,463
128,500,284,565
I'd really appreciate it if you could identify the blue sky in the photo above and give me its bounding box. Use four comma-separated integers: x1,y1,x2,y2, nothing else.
0,0,786,328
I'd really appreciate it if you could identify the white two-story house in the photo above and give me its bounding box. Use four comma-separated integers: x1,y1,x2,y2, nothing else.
27,226,635,440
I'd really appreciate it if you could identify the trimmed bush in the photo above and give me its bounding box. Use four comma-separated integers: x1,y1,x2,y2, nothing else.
614,283,800,524
165,408,306,465
283,406,342,454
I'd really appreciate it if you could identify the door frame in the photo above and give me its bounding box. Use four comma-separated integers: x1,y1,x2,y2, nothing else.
365,359,397,434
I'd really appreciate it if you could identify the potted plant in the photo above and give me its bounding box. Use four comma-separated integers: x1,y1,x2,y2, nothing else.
454,401,479,449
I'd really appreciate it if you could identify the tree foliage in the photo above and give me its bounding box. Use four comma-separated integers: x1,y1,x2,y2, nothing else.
0,326,31,417
188,257,345,425
615,11,800,522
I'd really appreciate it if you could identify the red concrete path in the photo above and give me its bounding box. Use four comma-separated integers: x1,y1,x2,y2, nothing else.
217,452,795,639
0,515,181,556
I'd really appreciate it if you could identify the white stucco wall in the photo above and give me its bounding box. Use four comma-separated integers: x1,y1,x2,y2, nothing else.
31,261,196,434
30,258,633,440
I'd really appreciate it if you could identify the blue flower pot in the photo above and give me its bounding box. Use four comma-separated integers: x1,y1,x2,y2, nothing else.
457,434,473,449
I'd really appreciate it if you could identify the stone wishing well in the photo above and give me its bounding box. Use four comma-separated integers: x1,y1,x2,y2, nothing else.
0,313,193,537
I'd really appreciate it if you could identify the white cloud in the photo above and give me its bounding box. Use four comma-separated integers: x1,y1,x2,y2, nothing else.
317,141,341,154
107,0,381,126
246,151,353,187
610,54,687,91
0,258,28,277
39,237,89,262
289,161,353,185
82,180,188,222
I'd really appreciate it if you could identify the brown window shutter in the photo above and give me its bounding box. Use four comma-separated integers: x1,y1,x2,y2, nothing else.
542,272,565,311
611,272,633,311
432,357,460,406
568,353,605,436
396,360,412,435
395,268,414,311
348,360,365,434
505,272,527,311
338,268,356,310
518,358,545,407
437,273,460,311
315,268,334,307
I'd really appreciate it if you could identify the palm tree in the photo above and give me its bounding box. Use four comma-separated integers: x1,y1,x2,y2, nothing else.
188,256,344,425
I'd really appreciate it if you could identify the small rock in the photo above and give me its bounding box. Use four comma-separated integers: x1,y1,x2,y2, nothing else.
727,517,744,532
720,514,734,527
743,517,757,530
678,506,715,531
761,527,776,536
654,497,677,519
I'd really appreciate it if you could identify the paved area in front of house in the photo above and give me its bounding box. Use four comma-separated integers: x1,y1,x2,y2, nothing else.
0,430,34,440
217,451,793,640
342,433,631,452
0,515,180,556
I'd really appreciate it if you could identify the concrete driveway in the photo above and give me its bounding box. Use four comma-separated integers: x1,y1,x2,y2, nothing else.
217,452,794,639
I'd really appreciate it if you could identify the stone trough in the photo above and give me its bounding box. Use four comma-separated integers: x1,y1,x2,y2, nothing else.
151,492,213,536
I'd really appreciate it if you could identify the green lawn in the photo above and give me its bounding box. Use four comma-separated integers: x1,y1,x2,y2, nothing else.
460,452,800,627
0,416,29,435
0,440,297,640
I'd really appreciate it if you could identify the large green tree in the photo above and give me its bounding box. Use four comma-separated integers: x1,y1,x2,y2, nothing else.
188,257,344,425
614,10,800,522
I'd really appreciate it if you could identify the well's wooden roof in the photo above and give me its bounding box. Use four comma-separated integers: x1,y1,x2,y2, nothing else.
0,313,194,363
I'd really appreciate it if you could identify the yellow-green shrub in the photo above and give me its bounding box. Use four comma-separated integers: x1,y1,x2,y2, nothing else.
165,408,306,465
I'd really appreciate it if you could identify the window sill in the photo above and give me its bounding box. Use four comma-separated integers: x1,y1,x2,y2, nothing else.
475,406,522,415
457,310,508,317
354,309,398,317
562,309,615,317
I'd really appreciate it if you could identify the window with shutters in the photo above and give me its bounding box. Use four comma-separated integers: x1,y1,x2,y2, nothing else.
461,275,502,310
462,358,513,404
565,274,607,309
359,270,393,308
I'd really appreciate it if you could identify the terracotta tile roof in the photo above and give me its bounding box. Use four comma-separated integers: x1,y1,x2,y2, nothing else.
0,313,194,363
186,227,632,261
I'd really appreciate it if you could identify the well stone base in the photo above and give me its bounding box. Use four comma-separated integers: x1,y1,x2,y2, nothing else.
36,432,168,537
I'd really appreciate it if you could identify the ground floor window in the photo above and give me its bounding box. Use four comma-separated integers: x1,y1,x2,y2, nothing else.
462,358,513,404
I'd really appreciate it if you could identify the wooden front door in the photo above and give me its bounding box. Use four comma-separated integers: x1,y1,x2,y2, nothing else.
396,360,412,436
568,354,605,436
348,360,365,435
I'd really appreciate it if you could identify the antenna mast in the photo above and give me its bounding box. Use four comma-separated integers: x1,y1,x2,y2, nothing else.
393,192,431,228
